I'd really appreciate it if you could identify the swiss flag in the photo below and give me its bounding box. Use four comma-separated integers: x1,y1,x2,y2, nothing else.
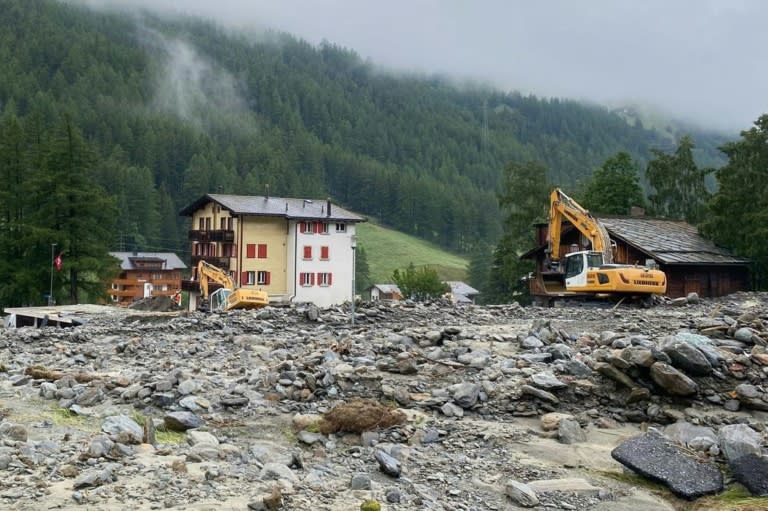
54,254,63,271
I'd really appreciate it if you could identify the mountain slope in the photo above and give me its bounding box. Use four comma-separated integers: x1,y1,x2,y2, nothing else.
0,0,734,256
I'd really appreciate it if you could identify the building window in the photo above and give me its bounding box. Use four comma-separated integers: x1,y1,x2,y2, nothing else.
220,218,226,230
257,271,271,285
303,246,312,260
205,217,211,230
320,246,329,260
242,271,255,285
318,222,329,234
223,244,237,257
335,223,346,233
227,217,234,230
299,272,314,286
198,218,205,230
299,221,313,234
247,244,256,258
257,244,267,258
317,272,333,286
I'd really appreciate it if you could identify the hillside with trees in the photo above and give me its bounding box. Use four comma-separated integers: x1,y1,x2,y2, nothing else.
0,0,759,306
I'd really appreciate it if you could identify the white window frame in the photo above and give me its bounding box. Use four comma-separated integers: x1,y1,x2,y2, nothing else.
318,272,331,286
335,223,346,233
302,221,313,233
319,222,329,234
300,273,312,286
245,271,255,285
257,271,268,285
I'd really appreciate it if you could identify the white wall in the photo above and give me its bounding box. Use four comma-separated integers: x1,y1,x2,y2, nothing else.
290,221,356,307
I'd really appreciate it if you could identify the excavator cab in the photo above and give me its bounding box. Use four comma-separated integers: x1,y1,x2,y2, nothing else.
564,251,604,289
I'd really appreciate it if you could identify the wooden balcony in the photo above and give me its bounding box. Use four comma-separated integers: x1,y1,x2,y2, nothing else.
191,256,231,270
188,230,235,242
181,280,224,293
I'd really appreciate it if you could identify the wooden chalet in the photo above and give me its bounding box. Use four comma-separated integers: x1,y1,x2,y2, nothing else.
108,252,187,306
524,217,750,298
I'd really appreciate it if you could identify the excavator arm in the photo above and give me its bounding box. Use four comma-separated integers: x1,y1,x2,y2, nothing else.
197,260,235,299
548,188,613,264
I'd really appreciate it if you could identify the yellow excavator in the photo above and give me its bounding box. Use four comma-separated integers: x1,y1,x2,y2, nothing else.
196,260,269,312
535,188,666,302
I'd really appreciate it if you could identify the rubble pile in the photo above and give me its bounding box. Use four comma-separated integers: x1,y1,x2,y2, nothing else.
0,293,767,510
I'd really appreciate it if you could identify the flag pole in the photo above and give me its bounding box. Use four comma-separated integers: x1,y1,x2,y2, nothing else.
49,243,57,306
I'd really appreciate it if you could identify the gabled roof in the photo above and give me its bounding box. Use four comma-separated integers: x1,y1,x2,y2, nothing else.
179,194,365,222
110,252,187,270
598,217,750,265
445,281,480,296
369,284,402,294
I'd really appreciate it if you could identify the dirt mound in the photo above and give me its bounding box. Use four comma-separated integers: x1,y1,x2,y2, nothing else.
128,296,180,312
318,399,406,434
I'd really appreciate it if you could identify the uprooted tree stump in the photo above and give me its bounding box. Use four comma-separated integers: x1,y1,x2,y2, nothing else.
318,399,406,435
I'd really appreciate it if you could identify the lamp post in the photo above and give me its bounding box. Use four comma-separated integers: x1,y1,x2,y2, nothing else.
49,243,57,306
350,235,357,325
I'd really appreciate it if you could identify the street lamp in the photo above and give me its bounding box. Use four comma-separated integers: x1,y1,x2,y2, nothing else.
350,235,357,325
49,243,57,306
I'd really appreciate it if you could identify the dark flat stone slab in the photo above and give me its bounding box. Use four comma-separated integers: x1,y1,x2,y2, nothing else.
729,454,768,496
611,431,723,499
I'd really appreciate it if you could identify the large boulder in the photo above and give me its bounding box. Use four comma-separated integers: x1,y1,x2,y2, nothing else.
650,362,698,396
611,431,723,499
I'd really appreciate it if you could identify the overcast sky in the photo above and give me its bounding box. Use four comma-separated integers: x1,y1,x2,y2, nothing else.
81,0,768,133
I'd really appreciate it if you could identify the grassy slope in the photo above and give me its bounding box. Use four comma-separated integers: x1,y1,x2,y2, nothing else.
356,221,469,284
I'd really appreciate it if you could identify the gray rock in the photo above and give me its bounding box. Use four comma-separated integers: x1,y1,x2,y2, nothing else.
520,384,559,404
729,454,768,496
663,422,716,448
735,383,760,399
530,371,567,390
612,431,722,499
164,411,204,431
350,473,372,490
558,418,587,444
374,449,401,477
177,379,199,395
260,463,299,484
734,327,755,343
718,424,762,462
187,430,219,446
521,336,544,349
88,435,115,458
441,401,464,417
686,292,700,304
101,415,143,444
650,362,698,396
73,466,116,489
504,480,539,507
452,383,481,409
296,430,324,445
661,341,712,375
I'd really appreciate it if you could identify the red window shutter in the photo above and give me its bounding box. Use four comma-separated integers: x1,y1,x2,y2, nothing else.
303,246,312,259
265,272,271,285
310,273,315,285
258,244,267,258
241,272,248,285
246,244,256,258
313,222,320,234
328,273,332,285
299,222,306,233
320,246,329,259
299,272,304,285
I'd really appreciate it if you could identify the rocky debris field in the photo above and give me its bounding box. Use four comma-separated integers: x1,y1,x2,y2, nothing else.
1,293,768,510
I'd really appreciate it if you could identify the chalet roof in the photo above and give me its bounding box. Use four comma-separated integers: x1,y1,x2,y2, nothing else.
598,217,750,266
110,252,187,270
445,281,480,297
369,284,402,295
179,194,365,222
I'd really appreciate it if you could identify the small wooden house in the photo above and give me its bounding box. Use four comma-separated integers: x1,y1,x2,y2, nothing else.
108,252,187,305
524,217,750,298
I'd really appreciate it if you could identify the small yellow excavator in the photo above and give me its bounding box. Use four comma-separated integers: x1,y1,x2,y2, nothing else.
534,188,666,303
196,260,268,312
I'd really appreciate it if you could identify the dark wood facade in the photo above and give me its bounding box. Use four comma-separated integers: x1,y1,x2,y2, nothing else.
526,217,750,298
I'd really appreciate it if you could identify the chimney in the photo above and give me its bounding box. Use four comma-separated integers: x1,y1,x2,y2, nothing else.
326,198,332,217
